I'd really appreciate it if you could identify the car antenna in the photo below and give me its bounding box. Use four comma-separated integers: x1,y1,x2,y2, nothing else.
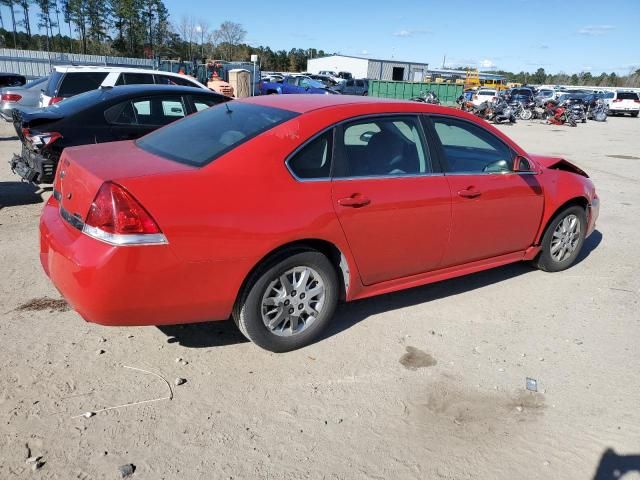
225,103,232,114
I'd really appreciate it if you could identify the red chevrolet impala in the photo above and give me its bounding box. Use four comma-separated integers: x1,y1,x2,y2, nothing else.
40,95,599,351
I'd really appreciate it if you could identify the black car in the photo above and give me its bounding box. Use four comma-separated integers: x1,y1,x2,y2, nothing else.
10,85,228,183
0,72,27,88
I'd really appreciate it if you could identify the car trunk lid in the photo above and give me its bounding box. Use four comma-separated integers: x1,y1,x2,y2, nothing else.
55,140,195,224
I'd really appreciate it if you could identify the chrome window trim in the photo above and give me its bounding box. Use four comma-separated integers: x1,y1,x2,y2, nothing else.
332,172,445,182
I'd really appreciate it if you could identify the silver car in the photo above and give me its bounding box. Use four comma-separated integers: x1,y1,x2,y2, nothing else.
0,77,49,121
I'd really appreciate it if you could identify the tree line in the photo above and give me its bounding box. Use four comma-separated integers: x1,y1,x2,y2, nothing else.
491,67,640,88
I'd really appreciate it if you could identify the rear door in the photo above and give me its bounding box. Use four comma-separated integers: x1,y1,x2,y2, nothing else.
426,115,544,267
331,115,451,285
105,95,187,141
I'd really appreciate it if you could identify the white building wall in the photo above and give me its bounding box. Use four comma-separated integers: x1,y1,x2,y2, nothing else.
306,56,369,78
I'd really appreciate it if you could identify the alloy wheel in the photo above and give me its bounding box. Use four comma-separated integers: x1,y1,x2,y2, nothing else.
550,214,581,262
260,266,326,337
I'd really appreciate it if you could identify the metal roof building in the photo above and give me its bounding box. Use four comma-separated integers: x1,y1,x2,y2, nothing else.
307,54,430,82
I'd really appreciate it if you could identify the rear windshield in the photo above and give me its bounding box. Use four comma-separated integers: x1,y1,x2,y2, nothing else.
136,102,299,166
617,92,639,100
478,91,496,96
58,72,109,97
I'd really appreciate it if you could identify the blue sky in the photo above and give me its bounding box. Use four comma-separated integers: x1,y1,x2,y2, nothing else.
165,0,639,74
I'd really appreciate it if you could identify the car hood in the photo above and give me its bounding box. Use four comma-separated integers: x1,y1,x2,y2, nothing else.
530,155,589,178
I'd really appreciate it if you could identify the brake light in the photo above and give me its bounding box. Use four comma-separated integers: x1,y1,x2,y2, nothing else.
83,182,167,245
48,96,63,105
1,93,22,102
22,128,62,148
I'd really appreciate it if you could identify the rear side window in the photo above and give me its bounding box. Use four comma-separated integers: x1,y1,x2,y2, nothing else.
105,96,186,126
191,95,225,111
58,72,109,97
137,102,298,166
116,72,155,85
617,92,639,100
288,131,333,179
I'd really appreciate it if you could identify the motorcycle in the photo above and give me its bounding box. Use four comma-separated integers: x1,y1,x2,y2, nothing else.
588,98,608,122
410,91,440,104
563,100,587,123
545,100,577,127
486,97,517,124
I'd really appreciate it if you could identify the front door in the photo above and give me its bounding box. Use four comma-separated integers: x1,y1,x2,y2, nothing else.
428,115,544,267
331,116,451,286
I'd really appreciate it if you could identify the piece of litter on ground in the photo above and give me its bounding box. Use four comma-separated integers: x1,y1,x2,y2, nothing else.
515,406,523,412
31,461,44,471
25,456,42,464
526,377,538,392
96,349,105,355
174,378,186,386
498,368,505,372
175,358,182,363
118,464,136,478
83,411,95,418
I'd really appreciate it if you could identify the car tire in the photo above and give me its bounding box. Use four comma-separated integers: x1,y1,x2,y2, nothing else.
233,250,339,352
632,112,639,117
533,206,587,273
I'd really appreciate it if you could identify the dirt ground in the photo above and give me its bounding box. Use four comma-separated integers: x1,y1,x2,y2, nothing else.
0,114,639,480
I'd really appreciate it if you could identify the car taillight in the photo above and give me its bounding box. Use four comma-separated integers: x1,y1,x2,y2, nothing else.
634,100,640,104
83,182,167,246
22,128,62,149
48,96,63,105
1,93,22,102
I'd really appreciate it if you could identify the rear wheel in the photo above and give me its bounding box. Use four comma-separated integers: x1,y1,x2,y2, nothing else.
533,206,587,272
233,251,338,352
632,112,639,117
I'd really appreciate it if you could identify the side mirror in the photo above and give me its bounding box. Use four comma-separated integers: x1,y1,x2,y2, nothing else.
513,155,535,173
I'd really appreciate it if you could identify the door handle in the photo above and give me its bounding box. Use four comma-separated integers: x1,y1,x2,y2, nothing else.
338,194,371,208
457,188,481,199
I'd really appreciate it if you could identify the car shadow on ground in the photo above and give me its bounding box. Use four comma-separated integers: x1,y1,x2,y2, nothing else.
593,448,640,480
0,181,44,210
157,229,602,349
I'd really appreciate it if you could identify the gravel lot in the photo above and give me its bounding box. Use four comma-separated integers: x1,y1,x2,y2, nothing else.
0,115,638,480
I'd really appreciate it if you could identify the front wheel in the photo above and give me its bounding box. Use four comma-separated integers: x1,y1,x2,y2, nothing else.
533,206,587,272
631,112,639,117
233,251,339,352
519,109,533,120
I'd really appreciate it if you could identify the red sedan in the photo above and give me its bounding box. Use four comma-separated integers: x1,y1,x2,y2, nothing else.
40,95,599,352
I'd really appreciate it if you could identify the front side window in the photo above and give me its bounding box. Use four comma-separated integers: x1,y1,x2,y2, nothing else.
431,117,513,174
137,102,298,167
334,117,431,178
288,131,333,179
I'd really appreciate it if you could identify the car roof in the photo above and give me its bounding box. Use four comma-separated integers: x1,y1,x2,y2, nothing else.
237,94,434,114
52,66,192,78
98,84,221,98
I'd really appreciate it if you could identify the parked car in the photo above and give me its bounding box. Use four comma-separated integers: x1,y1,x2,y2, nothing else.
509,88,535,103
40,95,599,352
260,75,339,95
0,72,26,87
335,78,369,96
0,76,48,121
535,88,556,103
472,88,498,105
11,85,227,183
607,90,640,117
39,66,208,107
318,71,345,84
309,74,341,89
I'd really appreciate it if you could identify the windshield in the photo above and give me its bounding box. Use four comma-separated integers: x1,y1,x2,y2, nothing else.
136,102,299,167
478,91,496,96
302,78,325,89
617,91,639,100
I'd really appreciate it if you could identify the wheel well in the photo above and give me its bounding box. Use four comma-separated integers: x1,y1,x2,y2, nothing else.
539,196,589,241
236,240,350,306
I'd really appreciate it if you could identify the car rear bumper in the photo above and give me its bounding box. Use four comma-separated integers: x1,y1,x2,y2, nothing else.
40,196,247,326
608,106,639,113
10,148,57,184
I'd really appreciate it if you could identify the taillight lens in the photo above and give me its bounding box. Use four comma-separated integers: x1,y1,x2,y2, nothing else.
22,128,62,149
83,182,167,245
49,96,63,105
2,93,22,102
